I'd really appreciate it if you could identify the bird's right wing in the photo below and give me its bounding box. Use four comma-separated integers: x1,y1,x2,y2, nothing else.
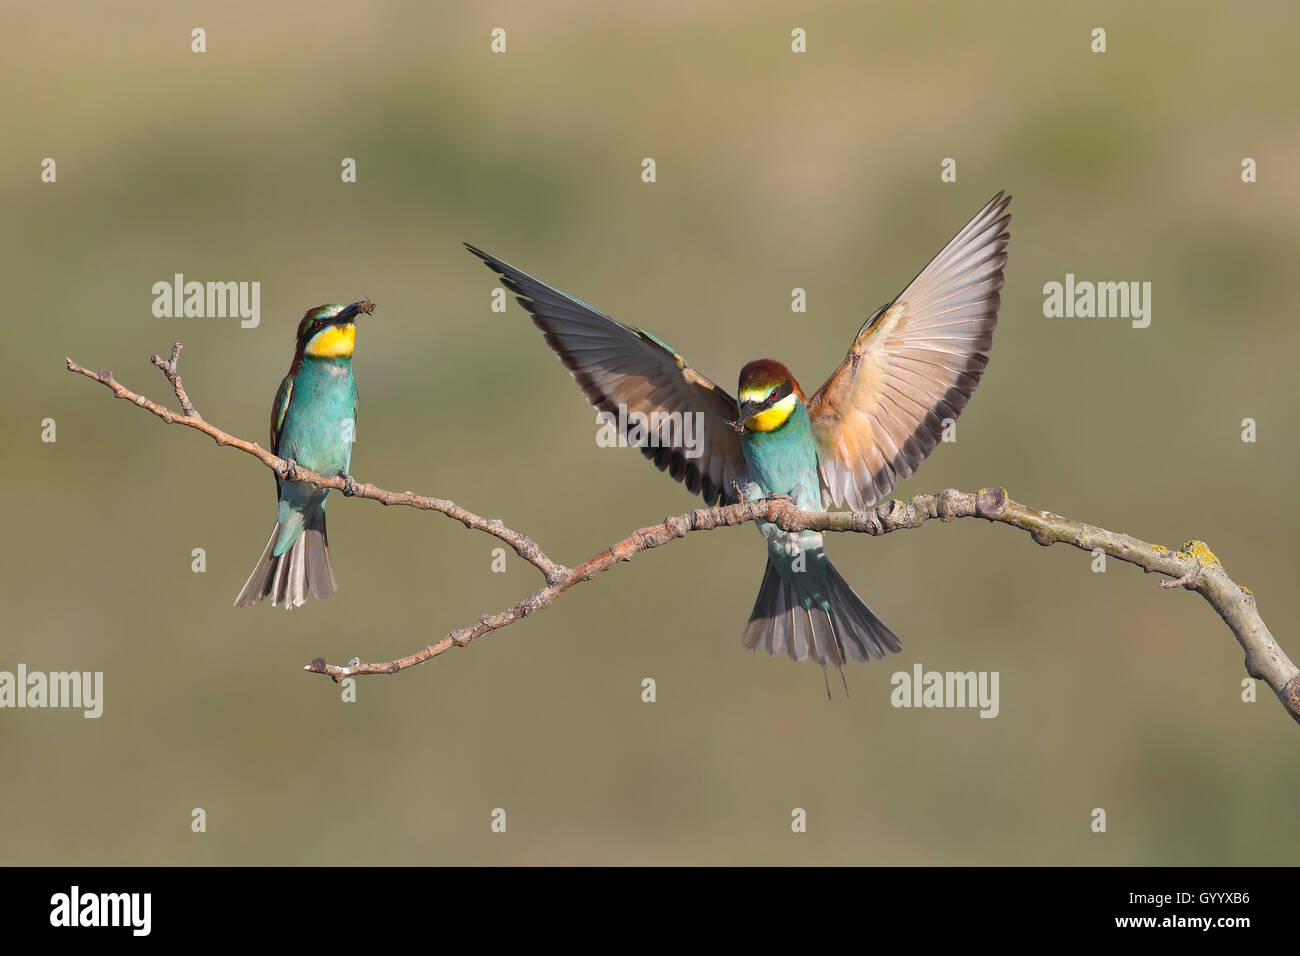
466,244,749,506
269,373,294,492
270,374,293,453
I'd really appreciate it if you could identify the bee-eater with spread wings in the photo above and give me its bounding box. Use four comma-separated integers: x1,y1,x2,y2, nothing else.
467,193,1010,669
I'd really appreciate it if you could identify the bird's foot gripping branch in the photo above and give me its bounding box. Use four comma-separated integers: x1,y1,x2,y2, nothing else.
66,345,1300,728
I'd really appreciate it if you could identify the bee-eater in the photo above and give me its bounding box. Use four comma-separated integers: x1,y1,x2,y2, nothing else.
234,299,374,609
466,193,1009,668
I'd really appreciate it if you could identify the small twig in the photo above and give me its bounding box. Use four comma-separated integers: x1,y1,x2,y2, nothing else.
66,347,1300,727
149,342,200,419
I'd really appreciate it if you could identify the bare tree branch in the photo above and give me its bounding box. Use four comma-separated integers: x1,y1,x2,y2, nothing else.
66,352,563,582
66,346,1300,727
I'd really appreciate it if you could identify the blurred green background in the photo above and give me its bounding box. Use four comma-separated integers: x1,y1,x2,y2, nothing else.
2,1,1297,865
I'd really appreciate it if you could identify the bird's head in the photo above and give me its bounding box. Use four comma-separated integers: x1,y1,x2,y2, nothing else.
296,299,375,359
734,359,804,433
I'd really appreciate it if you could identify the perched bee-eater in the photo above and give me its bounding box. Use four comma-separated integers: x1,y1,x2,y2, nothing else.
467,193,1010,669
234,299,374,609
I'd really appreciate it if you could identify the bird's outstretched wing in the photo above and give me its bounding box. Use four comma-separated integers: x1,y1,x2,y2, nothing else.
466,244,749,505
807,192,1011,510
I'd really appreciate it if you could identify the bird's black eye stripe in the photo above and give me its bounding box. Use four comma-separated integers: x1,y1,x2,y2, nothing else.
762,381,794,408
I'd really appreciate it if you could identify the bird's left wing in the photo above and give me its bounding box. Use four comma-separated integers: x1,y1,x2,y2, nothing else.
466,244,748,506
807,192,1011,510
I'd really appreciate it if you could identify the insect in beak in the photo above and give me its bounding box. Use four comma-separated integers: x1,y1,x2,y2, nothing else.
332,299,376,324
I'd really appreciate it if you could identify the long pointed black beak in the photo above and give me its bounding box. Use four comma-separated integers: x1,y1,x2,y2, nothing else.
728,399,765,434
332,299,375,323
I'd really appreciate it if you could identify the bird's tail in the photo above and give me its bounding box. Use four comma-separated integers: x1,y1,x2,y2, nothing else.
233,514,337,609
741,552,901,667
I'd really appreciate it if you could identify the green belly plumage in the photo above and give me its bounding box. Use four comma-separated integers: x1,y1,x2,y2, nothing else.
272,358,356,555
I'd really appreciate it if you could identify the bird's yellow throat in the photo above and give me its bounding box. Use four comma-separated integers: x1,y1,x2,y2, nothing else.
305,323,356,359
742,391,797,432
